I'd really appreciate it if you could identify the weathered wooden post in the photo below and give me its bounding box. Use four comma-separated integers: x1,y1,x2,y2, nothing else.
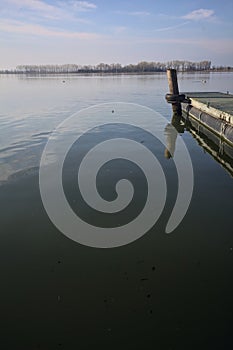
164,69,186,159
167,69,179,96
165,69,184,116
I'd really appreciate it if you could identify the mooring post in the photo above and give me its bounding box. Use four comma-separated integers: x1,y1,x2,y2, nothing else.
166,69,183,115
167,69,179,96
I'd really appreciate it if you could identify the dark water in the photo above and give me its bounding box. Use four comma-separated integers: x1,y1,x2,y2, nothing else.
0,73,233,349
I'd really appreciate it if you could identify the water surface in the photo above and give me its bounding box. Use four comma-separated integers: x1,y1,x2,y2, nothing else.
0,72,233,349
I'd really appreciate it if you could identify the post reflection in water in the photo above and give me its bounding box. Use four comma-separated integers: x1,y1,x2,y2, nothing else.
164,114,185,159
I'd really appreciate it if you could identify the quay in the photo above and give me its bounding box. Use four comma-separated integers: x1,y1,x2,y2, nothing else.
165,69,233,146
181,92,233,145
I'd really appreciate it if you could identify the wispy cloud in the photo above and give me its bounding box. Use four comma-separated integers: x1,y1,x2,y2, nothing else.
7,0,56,13
0,19,99,39
182,9,214,21
129,11,150,16
64,1,97,11
7,0,97,11
114,10,150,16
155,21,189,32
2,0,97,20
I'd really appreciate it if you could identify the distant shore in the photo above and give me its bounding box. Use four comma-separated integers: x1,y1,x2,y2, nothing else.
1,60,232,75
1,69,232,75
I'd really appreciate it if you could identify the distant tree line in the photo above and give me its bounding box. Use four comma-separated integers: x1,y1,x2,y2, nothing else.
0,60,232,74
14,60,212,73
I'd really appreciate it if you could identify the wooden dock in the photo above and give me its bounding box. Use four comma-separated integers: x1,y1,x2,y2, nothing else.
165,69,233,147
182,92,233,124
181,92,233,146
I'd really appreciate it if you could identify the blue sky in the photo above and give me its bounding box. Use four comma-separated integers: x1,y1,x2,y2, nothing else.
0,0,232,69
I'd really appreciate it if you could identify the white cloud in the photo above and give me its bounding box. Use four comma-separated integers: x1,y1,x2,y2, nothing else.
65,1,97,11
155,21,189,32
3,0,97,20
0,19,99,39
114,10,150,16
7,0,97,11
183,9,214,21
129,11,150,16
6,0,57,13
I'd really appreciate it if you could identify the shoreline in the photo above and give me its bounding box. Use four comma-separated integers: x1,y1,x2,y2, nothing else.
1,70,233,76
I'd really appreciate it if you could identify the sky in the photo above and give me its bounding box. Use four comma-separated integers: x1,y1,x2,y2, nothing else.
0,0,232,69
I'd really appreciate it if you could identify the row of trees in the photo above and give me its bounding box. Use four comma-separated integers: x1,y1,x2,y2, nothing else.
1,60,232,74
211,65,233,71
1,60,213,74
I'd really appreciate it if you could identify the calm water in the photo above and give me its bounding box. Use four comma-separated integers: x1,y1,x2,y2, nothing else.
0,72,233,349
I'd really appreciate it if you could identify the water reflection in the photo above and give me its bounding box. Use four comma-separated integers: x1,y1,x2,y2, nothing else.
164,111,233,176
1,74,233,349
164,123,177,159
164,114,184,159
184,116,233,176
